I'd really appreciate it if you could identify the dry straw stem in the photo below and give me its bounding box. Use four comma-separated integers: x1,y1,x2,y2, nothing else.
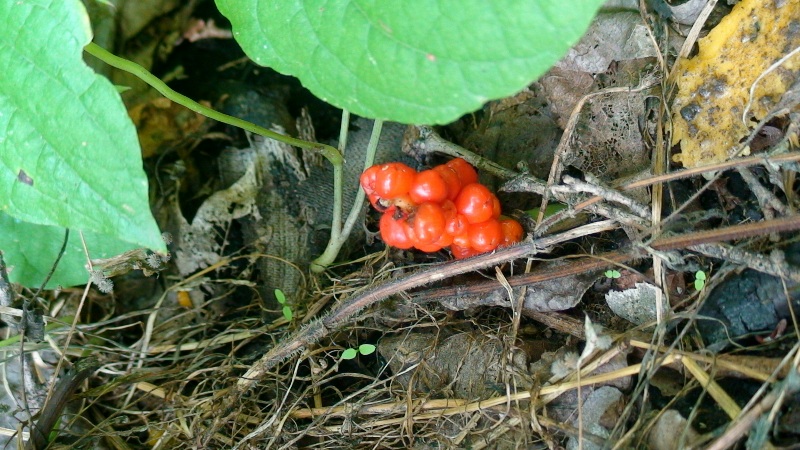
290,398,470,420
672,0,718,63
288,353,678,427
146,330,260,354
681,355,742,419
33,232,97,446
629,340,784,382
67,214,796,448
507,147,800,238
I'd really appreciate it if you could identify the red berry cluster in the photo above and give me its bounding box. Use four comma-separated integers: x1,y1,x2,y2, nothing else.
360,158,524,259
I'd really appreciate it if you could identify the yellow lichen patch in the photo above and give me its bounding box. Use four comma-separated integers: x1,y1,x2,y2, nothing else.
671,0,800,168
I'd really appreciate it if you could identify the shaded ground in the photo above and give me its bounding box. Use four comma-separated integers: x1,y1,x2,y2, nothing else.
2,0,800,449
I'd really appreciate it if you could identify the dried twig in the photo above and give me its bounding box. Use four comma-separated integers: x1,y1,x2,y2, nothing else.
688,243,800,282
411,126,527,184
535,74,661,228
236,220,620,394
558,174,650,219
218,214,800,435
566,151,800,219
736,166,788,217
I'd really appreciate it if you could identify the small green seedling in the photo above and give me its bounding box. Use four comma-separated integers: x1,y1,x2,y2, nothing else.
694,270,707,291
604,269,621,279
274,289,293,321
341,344,377,360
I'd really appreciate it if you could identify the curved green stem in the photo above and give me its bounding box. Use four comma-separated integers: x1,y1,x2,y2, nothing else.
311,118,383,272
86,42,361,273
328,110,351,242
84,43,342,166
339,119,382,239
336,110,351,158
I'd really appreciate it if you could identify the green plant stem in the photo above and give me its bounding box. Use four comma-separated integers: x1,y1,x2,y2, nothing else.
83,43,342,166
85,42,355,273
328,110,351,246
340,119,382,234
311,118,383,272
337,110,351,158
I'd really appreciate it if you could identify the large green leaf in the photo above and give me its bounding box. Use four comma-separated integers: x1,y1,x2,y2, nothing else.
0,0,165,286
0,213,137,289
216,0,605,124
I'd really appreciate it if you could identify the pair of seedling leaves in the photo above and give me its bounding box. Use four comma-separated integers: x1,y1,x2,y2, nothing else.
275,288,372,359
0,0,605,288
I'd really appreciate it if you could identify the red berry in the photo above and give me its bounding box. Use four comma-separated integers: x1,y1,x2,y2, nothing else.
446,214,468,237
374,162,416,198
390,194,416,214
415,230,453,252
433,165,463,200
379,207,414,249
467,219,503,253
441,200,467,236
411,202,446,245
490,195,502,220
452,231,470,248
409,169,448,204
499,217,524,247
360,165,381,197
456,183,499,224
446,158,478,186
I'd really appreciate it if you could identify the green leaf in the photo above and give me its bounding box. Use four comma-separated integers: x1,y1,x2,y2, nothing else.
695,270,707,281
282,306,293,321
216,0,605,124
0,213,138,288
274,288,287,305
0,0,165,284
694,270,706,290
358,344,376,356
341,348,358,360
